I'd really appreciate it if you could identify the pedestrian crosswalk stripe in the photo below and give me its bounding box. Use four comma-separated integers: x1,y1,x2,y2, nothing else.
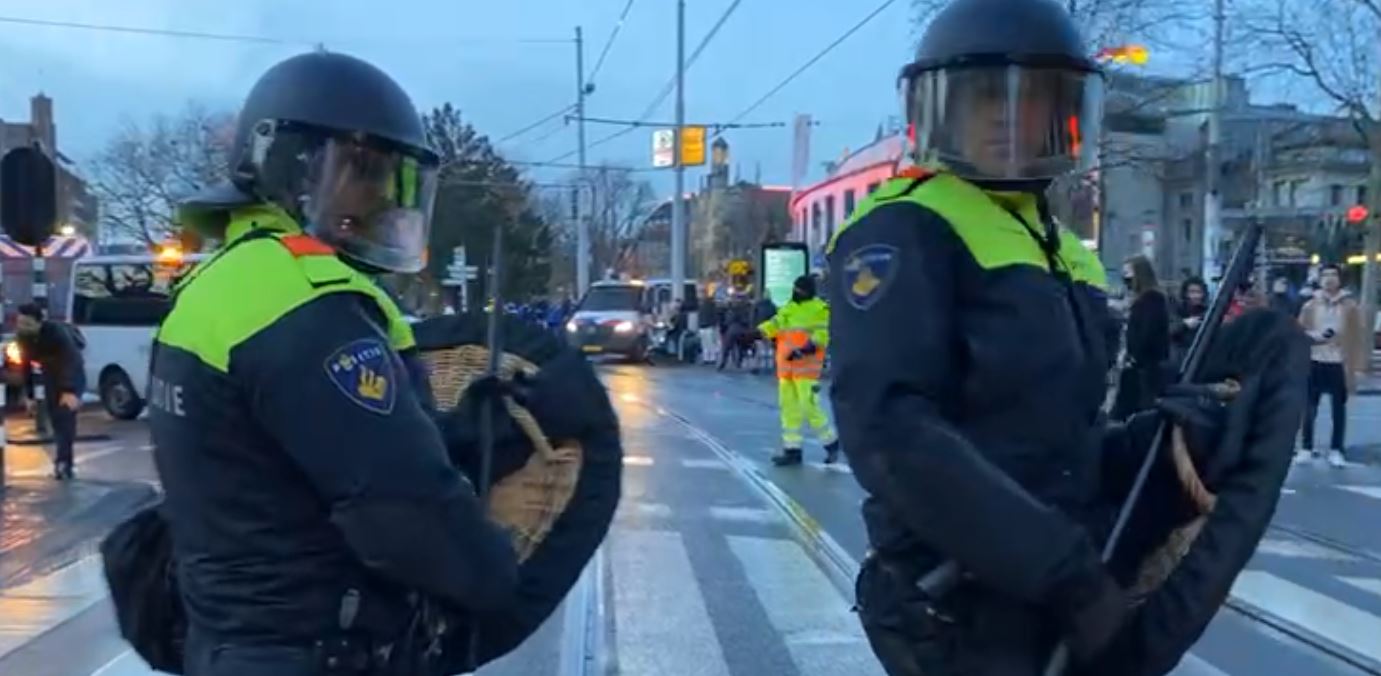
1168,653,1230,676
708,506,779,524
1231,570,1381,665
623,455,655,466
1338,485,1381,501
1339,576,1381,601
681,458,728,470
726,536,885,675
1255,537,1359,562
615,501,674,520
0,556,108,662
610,530,731,676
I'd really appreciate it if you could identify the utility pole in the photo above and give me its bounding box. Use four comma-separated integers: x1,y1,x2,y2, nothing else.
575,26,591,297
671,0,687,304
1201,0,1226,286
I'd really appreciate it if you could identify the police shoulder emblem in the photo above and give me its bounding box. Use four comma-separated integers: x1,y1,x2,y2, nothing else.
324,338,397,415
843,244,900,310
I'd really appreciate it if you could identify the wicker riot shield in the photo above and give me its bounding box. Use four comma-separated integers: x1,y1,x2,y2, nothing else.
414,313,622,671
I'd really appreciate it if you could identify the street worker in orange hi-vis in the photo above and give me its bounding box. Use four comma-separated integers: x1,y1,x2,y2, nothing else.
758,274,840,467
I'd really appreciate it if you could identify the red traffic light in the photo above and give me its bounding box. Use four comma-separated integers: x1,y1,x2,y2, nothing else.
1348,205,1370,223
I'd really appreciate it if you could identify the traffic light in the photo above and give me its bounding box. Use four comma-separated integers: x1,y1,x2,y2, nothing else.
1,147,58,246
1347,204,1369,224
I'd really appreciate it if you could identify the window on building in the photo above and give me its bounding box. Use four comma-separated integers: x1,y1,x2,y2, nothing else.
1273,181,1285,206
1179,192,1193,209
1331,184,1344,206
844,190,857,219
1360,185,1369,206
825,195,837,241
1182,218,1192,244
1288,180,1303,206
867,182,880,195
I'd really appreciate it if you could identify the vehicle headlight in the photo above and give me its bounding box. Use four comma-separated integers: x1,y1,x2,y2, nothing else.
566,321,579,333
614,321,635,334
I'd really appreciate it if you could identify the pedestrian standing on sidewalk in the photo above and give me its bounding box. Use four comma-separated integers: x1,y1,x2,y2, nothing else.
1170,276,1208,367
759,275,840,466
1112,256,1170,421
697,292,720,365
15,303,86,480
1297,264,1369,468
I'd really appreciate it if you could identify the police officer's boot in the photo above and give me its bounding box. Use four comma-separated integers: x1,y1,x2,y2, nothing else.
772,448,803,466
823,440,841,465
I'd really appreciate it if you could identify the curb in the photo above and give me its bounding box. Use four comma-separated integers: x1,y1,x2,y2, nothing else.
0,480,157,590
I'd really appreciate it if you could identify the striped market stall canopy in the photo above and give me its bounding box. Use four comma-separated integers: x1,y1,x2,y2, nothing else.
0,234,93,325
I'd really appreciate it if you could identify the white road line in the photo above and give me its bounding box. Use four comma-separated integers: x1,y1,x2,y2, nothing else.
0,556,108,661
89,649,152,676
681,458,728,470
1338,485,1381,501
610,530,731,676
1339,576,1381,601
1231,570,1381,665
622,455,654,467
615,501,674,520
1254,537,1359,562
726,536,884,675
1167,653,1231,676
708,506,779,525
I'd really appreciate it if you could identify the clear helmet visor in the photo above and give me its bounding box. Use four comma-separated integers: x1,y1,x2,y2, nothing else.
304,136,438,273
904,65,1104,181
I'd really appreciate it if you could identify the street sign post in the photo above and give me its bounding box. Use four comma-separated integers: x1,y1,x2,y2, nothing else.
653,130,675,168
681,126,707,167
443,246,479,311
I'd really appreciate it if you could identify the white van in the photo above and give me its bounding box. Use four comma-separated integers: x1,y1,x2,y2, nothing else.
70,253,207,419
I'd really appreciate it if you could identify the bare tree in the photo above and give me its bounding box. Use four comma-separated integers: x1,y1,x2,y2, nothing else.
579,165,657,277
911,0,1207,54
88,103,234,246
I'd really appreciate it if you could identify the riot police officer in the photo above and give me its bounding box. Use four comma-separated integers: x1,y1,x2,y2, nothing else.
151,51,517,675
829,0,1132,673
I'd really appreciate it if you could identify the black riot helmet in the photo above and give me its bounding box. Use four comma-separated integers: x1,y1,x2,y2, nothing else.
902,0,1104,185
182,50,439,273
792,275,816,302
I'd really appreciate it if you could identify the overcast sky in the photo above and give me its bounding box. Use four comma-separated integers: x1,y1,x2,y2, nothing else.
0,0,926,195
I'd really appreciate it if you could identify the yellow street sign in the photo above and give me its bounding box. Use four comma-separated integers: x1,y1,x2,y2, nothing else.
682,126,707,167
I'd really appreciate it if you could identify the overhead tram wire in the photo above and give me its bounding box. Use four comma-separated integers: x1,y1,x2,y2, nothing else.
542,0,745,164
720,0,899,132
588,0,640,85
496,104,578,144
0,14,570,46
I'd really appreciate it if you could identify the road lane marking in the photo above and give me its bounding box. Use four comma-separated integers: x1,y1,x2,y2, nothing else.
1340,576,1381,601
0,556,108,662
1167,653,1230,676
1255,537,1360,562
615,502,674,520
681,458,727,470
610,530,730,676
727,536,884,675
1231,570,1381,665
89,649,150,676
622,455,654,466
1338,485,1381,501
708,506,779,525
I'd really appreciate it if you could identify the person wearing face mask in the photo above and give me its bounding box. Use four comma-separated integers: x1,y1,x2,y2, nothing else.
1171,276,1209,367
1111,255,1170,421
758,274,839,466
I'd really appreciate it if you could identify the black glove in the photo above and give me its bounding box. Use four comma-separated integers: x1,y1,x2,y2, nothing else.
514,349,617,442
1052,568,1130,665
439,375,531,486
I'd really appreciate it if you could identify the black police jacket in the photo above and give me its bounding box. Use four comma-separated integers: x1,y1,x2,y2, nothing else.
828,174,1123,606
148,212,517,644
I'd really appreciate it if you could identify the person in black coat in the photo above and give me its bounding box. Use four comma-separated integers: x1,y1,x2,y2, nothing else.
1113,256,1170,420
1170,276,1208,366
16,303,86,480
